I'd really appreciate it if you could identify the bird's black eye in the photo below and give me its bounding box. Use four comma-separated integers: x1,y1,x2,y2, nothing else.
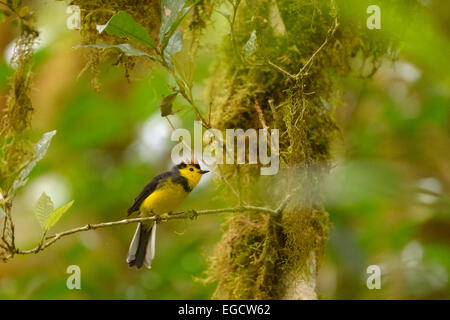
189,168,194,172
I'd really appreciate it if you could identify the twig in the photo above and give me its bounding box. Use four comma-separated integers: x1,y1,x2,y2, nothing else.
0,1,21,19
268,99,278,125
267,60,296,79
414,187,442,198
276,194,292,214
228,0,245,65
1,202,15,253
254,100,269,130
165,116,194,157
169,70,210,128
84,8,116,21
219,174,243,204
15,204,283,256
295,18,338,79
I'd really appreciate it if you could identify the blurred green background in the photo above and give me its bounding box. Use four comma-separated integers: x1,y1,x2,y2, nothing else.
0,0,449,299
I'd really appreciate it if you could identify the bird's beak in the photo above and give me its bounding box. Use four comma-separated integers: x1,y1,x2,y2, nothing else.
200,170,209,174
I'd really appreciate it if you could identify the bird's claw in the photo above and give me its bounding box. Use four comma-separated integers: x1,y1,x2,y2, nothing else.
154,214,161,224
188,209,198,220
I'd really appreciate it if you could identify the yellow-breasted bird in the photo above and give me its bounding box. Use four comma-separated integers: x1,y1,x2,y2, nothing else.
126,161,209,269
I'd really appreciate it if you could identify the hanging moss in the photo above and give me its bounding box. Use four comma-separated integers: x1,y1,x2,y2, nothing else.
0,12,39,194
0,2,39,261
188,0,216,52
70,0,161,90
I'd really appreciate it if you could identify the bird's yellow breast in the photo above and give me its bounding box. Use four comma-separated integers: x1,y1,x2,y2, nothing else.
139,177,189,216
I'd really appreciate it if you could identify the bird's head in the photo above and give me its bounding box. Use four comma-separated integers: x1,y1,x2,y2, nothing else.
174,161,209,189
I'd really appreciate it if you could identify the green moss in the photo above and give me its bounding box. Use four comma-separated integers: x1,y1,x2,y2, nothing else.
203,0,409,299
71,0,161,90
0,4,40,260
0,21,39,193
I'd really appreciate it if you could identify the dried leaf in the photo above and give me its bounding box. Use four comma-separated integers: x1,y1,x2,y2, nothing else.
159,93,178,117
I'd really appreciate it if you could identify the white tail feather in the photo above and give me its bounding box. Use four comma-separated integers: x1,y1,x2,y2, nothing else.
126,223,142,263
144,224,157,269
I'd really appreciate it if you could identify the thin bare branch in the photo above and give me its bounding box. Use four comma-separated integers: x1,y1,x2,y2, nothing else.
295,18,339,79
267,60,296,79
276,194,292,214
14,204,283,256
254,100,269,130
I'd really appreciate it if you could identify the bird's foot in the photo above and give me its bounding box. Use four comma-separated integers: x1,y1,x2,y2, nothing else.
154,214,162,224
188,209,198,220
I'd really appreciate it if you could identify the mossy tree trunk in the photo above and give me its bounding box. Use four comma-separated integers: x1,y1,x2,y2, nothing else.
204,0,334,300
203,0,401,299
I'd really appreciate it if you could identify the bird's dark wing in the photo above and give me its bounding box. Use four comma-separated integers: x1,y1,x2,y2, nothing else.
127,171,171,215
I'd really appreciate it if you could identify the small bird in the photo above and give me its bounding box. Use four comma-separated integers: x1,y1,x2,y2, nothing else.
126,161,209,269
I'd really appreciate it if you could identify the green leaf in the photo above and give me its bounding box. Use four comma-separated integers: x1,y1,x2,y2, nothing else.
244,30,257,58
164,30,183,68
9,130,57,196
172,49,195,89
74,43,161,62
159,0,199,51
159,0,186,47
34,192,54,230
96,11,155,48
44,200,74,231
163,5,193,49
159,93,178,117
0,207,5,218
